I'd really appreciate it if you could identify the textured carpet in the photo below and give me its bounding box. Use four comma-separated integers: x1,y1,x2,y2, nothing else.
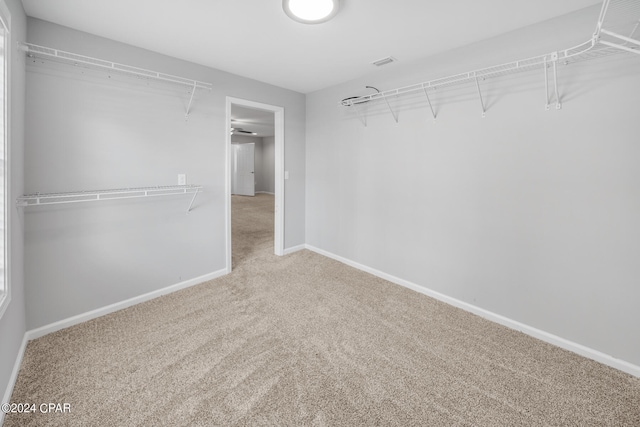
5,193,640,426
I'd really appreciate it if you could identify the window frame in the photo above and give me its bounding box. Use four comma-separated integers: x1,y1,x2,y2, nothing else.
0,0,11,321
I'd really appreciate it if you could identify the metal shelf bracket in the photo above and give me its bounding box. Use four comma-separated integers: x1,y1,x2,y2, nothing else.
552,53,562,110
381,92,399,123
474,77,486,118
185,81,197,120
543,53,562,110
351,102,368,127
422,84,437,121
186,189,200,214
599,28,640,54
544,57,550,110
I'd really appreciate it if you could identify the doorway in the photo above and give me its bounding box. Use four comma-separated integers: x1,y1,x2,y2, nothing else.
226,97,284,273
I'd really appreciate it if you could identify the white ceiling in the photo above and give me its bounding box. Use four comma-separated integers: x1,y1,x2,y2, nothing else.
231,105,275,138
21,0,602,94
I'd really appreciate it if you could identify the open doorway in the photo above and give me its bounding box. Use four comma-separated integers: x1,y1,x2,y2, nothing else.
225,97,284,272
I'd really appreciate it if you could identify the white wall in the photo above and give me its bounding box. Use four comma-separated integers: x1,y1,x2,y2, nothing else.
259,136,275,193
24,18,305,329
0,0,26,407
306,5,640,368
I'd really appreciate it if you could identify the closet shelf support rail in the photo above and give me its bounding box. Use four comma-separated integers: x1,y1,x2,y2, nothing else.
17,185,203,214
21,43,213,90
339,0,640,123
21,43,213,118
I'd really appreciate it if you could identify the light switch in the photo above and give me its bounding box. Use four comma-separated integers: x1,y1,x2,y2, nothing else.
178,174,186,185
284,171,289,180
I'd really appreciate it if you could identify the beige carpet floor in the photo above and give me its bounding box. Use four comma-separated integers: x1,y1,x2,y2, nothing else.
5,193,640,426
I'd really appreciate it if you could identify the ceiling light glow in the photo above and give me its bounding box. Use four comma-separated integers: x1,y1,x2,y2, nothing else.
289,0,333,20
283,0,340,24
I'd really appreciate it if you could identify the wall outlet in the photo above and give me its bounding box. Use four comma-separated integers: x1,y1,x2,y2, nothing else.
178,174,186,185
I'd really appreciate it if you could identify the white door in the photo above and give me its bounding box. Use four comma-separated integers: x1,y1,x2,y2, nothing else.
233,143,255,196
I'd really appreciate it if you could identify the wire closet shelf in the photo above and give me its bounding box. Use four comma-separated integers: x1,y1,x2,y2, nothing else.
339,0,640,122
22,43,213,118
17,185,203,214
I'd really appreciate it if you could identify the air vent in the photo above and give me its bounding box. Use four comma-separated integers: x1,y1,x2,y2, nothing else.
231,127,257,135
372,56,396,67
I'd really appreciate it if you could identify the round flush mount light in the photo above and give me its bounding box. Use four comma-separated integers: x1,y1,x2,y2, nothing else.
283,0,340,24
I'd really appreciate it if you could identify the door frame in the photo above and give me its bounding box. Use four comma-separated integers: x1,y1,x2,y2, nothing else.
225,97,285,272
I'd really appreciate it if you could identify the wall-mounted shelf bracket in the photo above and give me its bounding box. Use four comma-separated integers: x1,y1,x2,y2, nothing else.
381,92,399,123
21,43,213,119
474,77,486,118
186,189,199,213
422,84,437,121
17,185,203,214
629,20,640,41
185,81,197,120
552,53,562,110
351,102,367,127
543,53,562,110
598,28,640,54
544,57,550,110
592,0,640,55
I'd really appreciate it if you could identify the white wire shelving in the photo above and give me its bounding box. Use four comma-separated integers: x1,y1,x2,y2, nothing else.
22,43,213,119
17,185,203,214
340,0,640,125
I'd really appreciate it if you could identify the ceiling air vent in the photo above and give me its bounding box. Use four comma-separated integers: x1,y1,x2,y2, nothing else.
372,56,396,67
231,127,257,135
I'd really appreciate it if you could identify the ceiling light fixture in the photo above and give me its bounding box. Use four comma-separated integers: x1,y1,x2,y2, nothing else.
283,0,340,24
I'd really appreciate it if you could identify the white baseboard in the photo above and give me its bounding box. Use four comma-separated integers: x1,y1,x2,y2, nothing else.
255,191,275,195
1,334,28,426
304,244,640,378
26,269,228,341
2,270,228,424
283,244,306,255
